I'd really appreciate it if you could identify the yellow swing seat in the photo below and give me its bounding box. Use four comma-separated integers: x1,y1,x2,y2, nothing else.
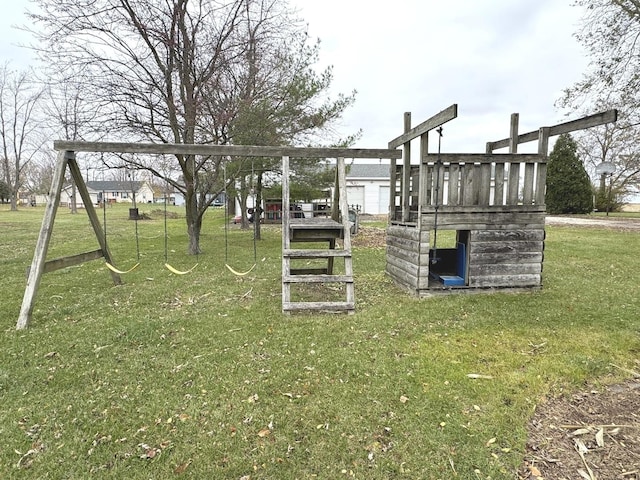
225,263,256,277
164,263,198,275
105,262,140,274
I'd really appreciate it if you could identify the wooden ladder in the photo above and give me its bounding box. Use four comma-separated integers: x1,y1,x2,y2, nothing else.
281,156,355,314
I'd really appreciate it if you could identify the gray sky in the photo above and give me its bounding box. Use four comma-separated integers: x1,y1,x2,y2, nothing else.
291,0,589,154
0,0,589,154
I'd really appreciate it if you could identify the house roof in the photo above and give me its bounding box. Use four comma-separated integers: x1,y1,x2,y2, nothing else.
86,181,146,192
346,164,390,179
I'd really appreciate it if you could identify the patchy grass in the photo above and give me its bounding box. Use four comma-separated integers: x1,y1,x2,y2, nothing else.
1,204,639,479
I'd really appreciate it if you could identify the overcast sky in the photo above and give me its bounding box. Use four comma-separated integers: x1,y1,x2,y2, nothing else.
0,1,590,155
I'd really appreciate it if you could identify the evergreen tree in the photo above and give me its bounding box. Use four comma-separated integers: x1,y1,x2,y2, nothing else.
546,134,593,214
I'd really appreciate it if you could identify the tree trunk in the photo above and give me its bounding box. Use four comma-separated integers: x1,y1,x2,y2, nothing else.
183,154,201,255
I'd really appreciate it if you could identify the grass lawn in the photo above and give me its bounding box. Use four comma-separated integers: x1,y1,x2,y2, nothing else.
1,204,639,479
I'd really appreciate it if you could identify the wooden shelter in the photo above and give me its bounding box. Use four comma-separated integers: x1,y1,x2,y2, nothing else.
16,141,400,329
386,105,617,295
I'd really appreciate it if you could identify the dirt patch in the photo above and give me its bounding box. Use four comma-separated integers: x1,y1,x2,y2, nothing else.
520,378,640,479
351,225,387,248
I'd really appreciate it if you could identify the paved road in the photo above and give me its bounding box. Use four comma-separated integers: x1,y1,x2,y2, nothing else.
546,215,640,231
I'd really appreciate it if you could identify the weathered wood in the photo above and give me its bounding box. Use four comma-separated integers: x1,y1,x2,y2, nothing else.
283,274,353,283
469,274,541,288
494,163,505,206
385,262,419,290
386,244,430,266
469,263,541,276
470,229,545,242
422,153,543,164
284,249,351,258
402,113,412,223
387,224,424,240
282,301,355,312
478,163,492,205
388,104,458,149
487,109,618,151
386,252,421,278
522,162,535,204
54,141,402,159
421,205,545,214
386,234,427,253
509,113,519,154
17,151,70,329
40,249,104,274
469,252,543,265
469,240,544,255
67,156,122,285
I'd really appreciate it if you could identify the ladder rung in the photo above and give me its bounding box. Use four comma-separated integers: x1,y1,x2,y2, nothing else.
283,274,353,284
282,301,355,312
284,249,351,258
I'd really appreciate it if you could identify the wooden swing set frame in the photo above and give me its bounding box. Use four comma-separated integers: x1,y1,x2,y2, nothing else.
16,141,400,329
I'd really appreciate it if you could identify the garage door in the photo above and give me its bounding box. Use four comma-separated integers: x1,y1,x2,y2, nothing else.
346,186,365,213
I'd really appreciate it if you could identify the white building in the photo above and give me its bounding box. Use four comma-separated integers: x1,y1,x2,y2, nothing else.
345,163,390,215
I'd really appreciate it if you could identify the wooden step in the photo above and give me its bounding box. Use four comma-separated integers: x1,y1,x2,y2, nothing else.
284,249,351,258
283,274,353,284
282,301,355,312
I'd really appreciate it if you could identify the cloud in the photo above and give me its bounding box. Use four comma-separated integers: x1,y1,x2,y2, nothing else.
293,0,589,154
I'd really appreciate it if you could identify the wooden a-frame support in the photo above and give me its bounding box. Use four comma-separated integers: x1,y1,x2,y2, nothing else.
16,150,122,330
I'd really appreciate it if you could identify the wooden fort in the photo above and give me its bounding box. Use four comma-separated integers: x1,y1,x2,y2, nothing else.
385,105,617,295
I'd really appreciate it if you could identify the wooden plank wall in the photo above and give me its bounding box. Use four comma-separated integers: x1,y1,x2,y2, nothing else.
467,228,544,288
385,225,430,291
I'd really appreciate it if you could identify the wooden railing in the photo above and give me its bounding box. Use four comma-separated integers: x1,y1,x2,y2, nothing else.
391,153,546,220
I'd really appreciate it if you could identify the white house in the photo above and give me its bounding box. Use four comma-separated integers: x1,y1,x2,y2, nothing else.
345,163,390,215
62,180,155,207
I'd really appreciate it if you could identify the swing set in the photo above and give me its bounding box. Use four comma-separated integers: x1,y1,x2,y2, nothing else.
17,141,400,329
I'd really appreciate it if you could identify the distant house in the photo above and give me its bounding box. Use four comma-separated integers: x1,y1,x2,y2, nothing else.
346,163,390,215
62,180,154,207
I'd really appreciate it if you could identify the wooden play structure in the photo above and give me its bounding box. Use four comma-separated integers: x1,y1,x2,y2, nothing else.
16,142,400,329
386,104,617,295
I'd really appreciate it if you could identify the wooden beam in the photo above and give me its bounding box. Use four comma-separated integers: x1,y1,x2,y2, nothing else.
37,249,105,274
388,104,458,148
487,109,618,151
53,141,402,159
67,156,122,285
402,113,412,222
17,151,69,330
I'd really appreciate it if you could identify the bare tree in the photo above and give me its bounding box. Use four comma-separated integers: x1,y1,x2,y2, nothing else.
0,65,44,211
28,0,355,254
559,1,640,202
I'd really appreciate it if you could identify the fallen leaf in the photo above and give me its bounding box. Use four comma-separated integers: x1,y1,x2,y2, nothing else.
486,437,496,447
174,460,191,474
257,428,270,437
528,464,542,476
595,428,604,447
571,428,591,436
399,395,409,404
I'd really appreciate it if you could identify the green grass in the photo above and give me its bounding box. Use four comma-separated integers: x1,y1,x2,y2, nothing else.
1,204,639,479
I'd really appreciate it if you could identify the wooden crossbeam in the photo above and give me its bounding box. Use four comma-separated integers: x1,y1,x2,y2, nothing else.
53,141,402,160
388,104,458,148
487,109,618,151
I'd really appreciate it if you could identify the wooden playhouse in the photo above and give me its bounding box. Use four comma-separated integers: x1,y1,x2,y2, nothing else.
385,104,617,295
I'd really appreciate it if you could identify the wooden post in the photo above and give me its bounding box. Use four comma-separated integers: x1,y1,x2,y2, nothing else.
508,113,521,205
17,151,70,329
402,112,411,222
67,155,121,285
281,155,291,311
536,127,550,206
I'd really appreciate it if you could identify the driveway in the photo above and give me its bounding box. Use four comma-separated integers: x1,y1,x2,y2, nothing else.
545,215,640,231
